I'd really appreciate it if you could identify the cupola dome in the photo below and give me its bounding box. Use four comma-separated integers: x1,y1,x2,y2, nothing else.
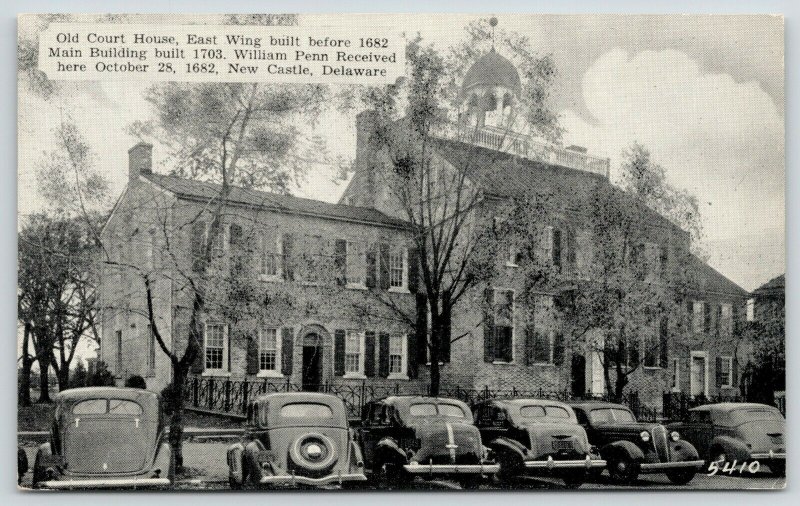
462,48,522,97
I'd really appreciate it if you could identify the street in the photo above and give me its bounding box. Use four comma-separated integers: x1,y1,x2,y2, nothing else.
19,442,786,491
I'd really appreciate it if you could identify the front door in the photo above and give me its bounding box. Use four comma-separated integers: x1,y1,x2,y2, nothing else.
690,353,707,397
302,344,322,391
571,354,587,398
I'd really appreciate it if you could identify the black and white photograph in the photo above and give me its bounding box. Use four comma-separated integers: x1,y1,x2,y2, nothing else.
15,11,786,492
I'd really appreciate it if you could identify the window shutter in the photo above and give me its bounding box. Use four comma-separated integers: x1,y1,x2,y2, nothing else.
190,220,206,273
229,223,243,248
334,330,346,376
282,233,294,281
366,246,377,288
246,335,259,375
191,334,204,374
659,317,669,368
732,358,739,387
732,302,740,334
686,299,693,328
378,332,389,378
408,247,419,293
281,328,293,376
365,331,377,377
334,239,347,285
484,287,495,363
534,331,551,363
566,227,576,269
553,332,565,366
715,304,722,337
415,294,428,364
524,324,535,365
407,333,418,379
703,302,711,333
715,356,723,388
552,228,562,267
441,306,451,363
379,243,390,289
227,326,232,372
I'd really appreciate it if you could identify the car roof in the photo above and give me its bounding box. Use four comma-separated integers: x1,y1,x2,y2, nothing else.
374,395,471,410
252,391,345,407
477,398,571,408
690,402,778,413
56,386,159,402
567,401,630,410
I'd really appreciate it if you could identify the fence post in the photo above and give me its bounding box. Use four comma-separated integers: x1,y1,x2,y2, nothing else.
208,378,215,410
483,385,489,400
192,377,199,407
242,378,249,413
224,379,231,412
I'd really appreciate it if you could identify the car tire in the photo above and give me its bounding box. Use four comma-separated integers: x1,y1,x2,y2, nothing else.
229,476,243,490
709,447,726,467
665,469,696,485
607,454,638,484
562,470,586,488
31,452,46,489
378,462,410,490
457,477,482,489
494,450,522,482
769,462,785,477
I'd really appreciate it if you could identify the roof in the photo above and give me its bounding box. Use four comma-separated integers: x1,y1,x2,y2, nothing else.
688,255,749,298
432,137,684,234
752,274,784,298
142,172,408,229
462,48,522,96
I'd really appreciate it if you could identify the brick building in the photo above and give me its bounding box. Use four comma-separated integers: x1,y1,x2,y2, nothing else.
100,50,748,411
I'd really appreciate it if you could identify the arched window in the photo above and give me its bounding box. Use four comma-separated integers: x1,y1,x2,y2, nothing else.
484,93,498,111
502,92,513,109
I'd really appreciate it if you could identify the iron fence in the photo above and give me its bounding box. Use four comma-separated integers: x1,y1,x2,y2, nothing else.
183,375,660,421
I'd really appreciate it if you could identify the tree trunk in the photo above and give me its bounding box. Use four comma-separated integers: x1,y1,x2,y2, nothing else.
169,363,188,472
613,362,628,403
19,323,33,407
428,306,442,397
56,363,70,391
37,361,51,403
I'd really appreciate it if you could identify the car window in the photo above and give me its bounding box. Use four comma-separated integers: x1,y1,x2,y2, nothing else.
73,399,107,415
520,405,547,417
611,408,636,422
729,408,783,424
108,400,143,415
589,408,613,423
575,409,589,425
439,404,466,418
409,403,438,416
689,410,710,423
280,403,334,419
545,406,571,419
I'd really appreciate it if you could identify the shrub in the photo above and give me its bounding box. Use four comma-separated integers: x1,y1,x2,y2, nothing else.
88,361,116,387
125,375,147,389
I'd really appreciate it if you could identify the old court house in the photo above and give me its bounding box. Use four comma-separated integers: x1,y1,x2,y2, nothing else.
99,50,748,411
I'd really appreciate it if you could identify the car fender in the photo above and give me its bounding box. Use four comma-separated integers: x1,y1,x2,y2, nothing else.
375,437,408,467
349,434,365,470
227,442,245,484
601,440,645,463
488,437,527,464
18,447,29,482
710,436,750,462
32,443,53,487
242,439,270,480
152,442,173,481
669,439,700,462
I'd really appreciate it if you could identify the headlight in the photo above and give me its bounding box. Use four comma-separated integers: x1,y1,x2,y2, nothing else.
640,431,650,442
670,431,680,442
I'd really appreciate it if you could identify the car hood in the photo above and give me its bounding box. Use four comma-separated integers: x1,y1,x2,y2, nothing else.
593,421,659,434
409,420,482,465
61,416,156,474
521,422,590,458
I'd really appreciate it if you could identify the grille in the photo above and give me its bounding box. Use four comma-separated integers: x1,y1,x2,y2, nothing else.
651,426,669,462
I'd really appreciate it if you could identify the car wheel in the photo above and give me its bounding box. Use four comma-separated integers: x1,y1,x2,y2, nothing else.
562,470,586,488
494,451,522,482
31,453,46,489
769,462,785,477
229,476,243,490
666,469,696,485
607,455,638,484
457,477,482,490
709,447,726,467
378,462,410,490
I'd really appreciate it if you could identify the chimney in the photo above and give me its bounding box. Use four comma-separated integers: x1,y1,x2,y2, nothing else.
355,110,380,208
128,142,153,184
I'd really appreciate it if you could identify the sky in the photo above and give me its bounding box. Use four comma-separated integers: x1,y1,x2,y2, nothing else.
18,13,784,300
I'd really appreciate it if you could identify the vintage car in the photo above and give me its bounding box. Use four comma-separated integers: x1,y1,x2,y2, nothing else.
667,403,785,476
32,387,172,489
472,399,605,487
569,401,704,484
226,392,367,488
356,396,500,489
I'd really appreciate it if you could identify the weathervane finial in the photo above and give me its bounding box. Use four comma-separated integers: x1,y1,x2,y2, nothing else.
489,16,498,50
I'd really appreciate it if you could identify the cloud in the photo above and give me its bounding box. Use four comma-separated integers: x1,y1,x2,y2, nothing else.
560,48,784,290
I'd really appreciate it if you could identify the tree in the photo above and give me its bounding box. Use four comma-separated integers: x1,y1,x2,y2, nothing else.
353,21,561,395
741,297,784,404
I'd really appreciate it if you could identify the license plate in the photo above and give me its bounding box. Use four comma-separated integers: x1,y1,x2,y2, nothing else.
551,440,573,451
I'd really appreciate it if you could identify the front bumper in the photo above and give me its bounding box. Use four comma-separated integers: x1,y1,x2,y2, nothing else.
525,455,607,470
639,460,705,474
403,462,501,475
259,472,367,486
751,451,786,461
39,477,171,489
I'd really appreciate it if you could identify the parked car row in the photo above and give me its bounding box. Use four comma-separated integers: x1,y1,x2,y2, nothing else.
24,387,786,490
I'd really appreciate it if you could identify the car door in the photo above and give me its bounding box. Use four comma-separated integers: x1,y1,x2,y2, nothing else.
684,410,714,458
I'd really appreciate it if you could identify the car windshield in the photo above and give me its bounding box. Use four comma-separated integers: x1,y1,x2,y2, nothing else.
590,407,636,423
520,405,571,419
279,403,334,419
72,399,143,416
409,403,466,418
729,408,783,425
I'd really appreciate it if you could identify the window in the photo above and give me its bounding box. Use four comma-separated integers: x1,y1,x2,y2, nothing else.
746,298,755,322
258,328,279,372
692,301,704,333
494,289,514,363
520,405,571,419
720,303,733,338
533,330,554,364
259,233,280,278
507,245,519,266
345,330,364,374
108,400,143,415
147,324,156,375
279,403,334,419
389,249,406,289
74,399,108,415
389,334,404,374
718,356,733,387
204,323,227,371
671,358,681,392
346,241,366,287
116,330,123,377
